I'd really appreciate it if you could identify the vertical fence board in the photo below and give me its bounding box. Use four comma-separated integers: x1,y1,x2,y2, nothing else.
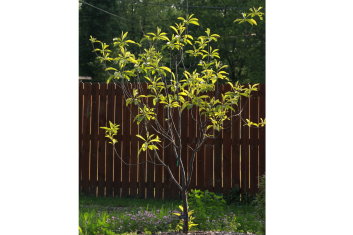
169,110,180,199
114,85,123,197
79,83,84,192
231,102,241,191
137,85,147,199
197,133,205,190
259,85,266,178
222,85,232,193
146,156,155,198
137,127,146,199
82,83,92,194
146,97,155,198
89,83,99,195
161,105,168,199
121,87,130,197
214,131,222,193
154,103,165,199
240,96,250,193
223,122,232,192
188,108,197,190
180,108,189,195
204,138,214,191
138,154,146,199
105,83,115,196
249,92,259,194
129,93,138,198
164,136,173,199
97,84,107,196
214,84,222,193
138,148,146,199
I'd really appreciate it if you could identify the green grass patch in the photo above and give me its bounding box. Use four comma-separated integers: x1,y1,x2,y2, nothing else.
79,195,263,235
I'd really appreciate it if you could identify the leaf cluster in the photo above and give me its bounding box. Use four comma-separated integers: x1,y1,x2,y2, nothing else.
234,7,264,26
100,121,120,144
173,205,198,231
136,133,161,155
92,15,262,154
245,118,266,127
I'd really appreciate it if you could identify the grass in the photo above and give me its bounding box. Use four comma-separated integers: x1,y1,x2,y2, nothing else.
80,195,180,209
79,195,263,235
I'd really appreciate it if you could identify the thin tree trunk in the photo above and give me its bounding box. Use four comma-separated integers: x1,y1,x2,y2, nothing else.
181,189,189,233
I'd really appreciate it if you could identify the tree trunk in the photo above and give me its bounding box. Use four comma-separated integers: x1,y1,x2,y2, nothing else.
181,189,189,233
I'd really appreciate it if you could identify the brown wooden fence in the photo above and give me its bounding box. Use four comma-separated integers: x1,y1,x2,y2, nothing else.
79,82,265,199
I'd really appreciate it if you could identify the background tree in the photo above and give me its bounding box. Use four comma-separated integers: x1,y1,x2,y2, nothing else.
79,0,265,83
90,14,264,233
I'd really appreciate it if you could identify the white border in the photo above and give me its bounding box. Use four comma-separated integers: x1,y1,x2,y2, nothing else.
1,1,353,235
267,1,353,234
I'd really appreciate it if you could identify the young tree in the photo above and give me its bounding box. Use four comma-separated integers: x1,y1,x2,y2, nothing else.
90,14,264,233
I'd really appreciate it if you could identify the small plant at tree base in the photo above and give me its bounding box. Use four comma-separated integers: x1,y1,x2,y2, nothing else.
173,205,198,231
91,13,264,233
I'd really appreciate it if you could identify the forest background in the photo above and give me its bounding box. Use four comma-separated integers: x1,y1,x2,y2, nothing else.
79,0,265,83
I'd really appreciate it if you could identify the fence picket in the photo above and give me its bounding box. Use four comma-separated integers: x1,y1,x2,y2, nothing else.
129,84,138,197
105,83,115,196
121,86,130,197
82,83,91,194
249,92,259,194
154,102,165,199
231,100,241,190
188,108,197,190
222,85,232,192
240,96,250,193
146,97,155,198
259,85,266,178
79,83,84,192
114,84,123,197
90,83,99,195
97,84,107,196
197,130,205,190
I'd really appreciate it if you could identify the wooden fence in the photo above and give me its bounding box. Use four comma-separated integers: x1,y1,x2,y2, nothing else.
79,82,265,199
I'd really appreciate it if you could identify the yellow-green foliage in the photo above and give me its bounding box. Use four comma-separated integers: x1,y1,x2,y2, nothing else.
90,13,264,234
234,7,264,26
92,14,264,156
173,205,198,231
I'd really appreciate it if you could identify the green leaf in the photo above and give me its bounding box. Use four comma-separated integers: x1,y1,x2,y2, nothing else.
125,39,137,44
151,136,161,142
160,66,172,73
170,26,179,34
122,31,128,40
249,19,257,25
190,21,199,26
136,134,146,141
105,67,117,71
148,145,158,150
